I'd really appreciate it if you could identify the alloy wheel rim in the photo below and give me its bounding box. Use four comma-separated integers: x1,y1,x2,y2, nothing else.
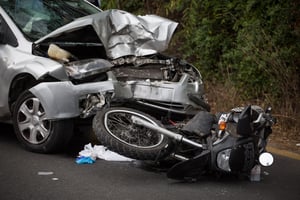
17,97,51,144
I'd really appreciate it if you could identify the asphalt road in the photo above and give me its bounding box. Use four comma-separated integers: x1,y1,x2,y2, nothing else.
0,123,299,200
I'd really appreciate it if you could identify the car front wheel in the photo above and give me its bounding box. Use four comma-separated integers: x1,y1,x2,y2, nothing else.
12,91,74,153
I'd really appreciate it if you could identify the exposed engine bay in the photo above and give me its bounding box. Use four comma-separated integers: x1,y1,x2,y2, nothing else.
31,9,200,84
31,9,208,116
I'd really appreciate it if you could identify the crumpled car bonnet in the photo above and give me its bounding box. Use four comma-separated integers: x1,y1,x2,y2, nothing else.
36,9,178,59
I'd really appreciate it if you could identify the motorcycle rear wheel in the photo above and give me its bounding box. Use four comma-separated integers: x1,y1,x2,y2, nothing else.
93,107,172,160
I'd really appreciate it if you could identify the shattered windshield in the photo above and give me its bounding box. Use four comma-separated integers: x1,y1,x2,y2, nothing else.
0,0,100,41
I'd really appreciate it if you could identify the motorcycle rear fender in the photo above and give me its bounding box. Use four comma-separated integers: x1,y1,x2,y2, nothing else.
29,80,114,120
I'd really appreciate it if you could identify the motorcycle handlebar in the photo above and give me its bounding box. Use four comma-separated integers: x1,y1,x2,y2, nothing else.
253,111,276,127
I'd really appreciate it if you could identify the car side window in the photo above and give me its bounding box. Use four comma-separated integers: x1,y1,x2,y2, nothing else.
0,15,18,47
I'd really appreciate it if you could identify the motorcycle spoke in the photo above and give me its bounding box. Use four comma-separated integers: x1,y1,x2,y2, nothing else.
104,109,164,149
110,114,129,125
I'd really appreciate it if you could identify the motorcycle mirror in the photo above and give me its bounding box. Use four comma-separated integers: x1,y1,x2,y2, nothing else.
236,105,252,136
265,106,272,113
259,152,274,166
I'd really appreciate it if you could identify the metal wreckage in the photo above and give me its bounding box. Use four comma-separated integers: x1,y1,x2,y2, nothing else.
0,4,275,181
31,9,208,119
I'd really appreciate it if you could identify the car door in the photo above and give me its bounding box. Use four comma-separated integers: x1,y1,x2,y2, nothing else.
0,13,19,118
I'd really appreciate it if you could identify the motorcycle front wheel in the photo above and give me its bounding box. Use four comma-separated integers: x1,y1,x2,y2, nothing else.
93,107,172,160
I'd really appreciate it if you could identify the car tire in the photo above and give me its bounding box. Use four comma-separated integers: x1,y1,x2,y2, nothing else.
12,90,74,153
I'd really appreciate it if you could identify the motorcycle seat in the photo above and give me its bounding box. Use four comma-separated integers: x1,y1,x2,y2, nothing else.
181,111,216,137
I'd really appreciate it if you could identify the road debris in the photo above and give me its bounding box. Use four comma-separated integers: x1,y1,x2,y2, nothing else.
76,156,95,164
76,143,133,164
263,171,270,176
37,171,54,176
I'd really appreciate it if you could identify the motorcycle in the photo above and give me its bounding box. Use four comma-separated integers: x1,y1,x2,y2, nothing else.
92,104,276,181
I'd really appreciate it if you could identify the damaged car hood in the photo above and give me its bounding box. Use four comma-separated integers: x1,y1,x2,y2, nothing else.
35,9,178,59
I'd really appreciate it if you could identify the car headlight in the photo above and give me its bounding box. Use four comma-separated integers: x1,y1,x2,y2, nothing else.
65,59,113,80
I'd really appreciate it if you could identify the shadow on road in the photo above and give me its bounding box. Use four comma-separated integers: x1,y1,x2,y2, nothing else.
0,123,17,141
0,122,95,157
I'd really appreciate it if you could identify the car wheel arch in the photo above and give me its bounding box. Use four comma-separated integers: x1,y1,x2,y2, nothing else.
9,73,37,110
8,73,58,111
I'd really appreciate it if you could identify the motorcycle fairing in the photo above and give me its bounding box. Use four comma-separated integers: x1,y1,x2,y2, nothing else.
166,135,256,180
211,136,256,173
167,150,210,180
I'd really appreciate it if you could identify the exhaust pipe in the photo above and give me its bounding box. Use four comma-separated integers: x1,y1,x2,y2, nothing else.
131,116,204,149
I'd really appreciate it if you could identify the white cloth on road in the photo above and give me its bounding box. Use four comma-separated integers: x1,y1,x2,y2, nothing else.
79,143,134,162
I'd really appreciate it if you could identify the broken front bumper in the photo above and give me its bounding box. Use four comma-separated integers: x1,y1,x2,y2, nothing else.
29,80,114,120
113,73,208,114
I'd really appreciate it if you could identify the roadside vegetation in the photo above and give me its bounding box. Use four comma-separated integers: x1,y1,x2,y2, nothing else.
101,0,300,147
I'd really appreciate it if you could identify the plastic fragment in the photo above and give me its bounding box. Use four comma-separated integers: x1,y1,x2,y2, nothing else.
250,165,261,182
263,171,270,176
76,156,96,164
37,171,54,176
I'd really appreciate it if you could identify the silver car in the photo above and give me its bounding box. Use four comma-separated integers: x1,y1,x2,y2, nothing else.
0,0,207,153
0,0,115,153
